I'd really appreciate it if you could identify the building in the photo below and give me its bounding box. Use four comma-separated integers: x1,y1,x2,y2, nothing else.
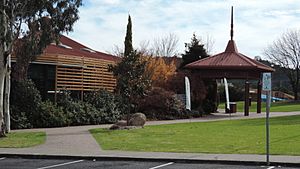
13,35,119,100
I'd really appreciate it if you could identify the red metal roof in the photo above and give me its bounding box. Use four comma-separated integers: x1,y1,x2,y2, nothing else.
44,35,120,62
185,6,274,74
185,40,274,72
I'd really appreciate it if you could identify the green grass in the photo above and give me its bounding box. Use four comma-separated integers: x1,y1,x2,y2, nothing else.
219,101,300,112
0,132,46,148
90,115,300,155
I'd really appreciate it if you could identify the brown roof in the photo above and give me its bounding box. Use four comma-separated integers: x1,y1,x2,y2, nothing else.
44,35,120,62
185,40,274,72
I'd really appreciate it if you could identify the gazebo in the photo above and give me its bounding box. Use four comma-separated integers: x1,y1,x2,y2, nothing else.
185,7,274,116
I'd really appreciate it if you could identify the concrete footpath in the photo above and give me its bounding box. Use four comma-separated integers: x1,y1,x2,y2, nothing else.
1,111,300,166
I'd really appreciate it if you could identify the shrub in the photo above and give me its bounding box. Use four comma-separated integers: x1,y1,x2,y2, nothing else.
138,87,186,120
37,100,67,128
56,90,74,110
65,101,102,126
202,99,218,114
202,79,219,114
10,80,42,129
84,89,120,123
57,91,103,125
9,109,32,129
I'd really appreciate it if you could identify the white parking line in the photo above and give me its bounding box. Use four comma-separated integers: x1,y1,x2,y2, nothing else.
0,157,5,160
36,159,84,169
267,167,275,169
149,162,174,169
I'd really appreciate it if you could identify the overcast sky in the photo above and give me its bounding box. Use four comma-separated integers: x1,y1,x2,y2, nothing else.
66,0,300,58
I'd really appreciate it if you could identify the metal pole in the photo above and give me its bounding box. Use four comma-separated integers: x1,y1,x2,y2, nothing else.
263,72,272,166
266,90,271,166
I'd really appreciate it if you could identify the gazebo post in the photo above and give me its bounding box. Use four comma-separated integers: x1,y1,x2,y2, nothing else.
257,79,262,114
244,80,250,116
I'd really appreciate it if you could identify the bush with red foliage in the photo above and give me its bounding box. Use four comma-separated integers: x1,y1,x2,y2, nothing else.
165,71,213,113
138,87,203,120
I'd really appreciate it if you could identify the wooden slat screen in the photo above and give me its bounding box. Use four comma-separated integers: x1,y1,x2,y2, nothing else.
12,54,116,92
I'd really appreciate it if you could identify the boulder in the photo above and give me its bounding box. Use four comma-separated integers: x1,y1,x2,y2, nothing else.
129,113,146,127
109,124,120,130
109,114,146,130
114,120,127,127
109,120,127,130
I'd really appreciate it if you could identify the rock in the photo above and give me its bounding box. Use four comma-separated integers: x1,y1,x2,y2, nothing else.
109,124,141,130
114,120,127,127
109,120,127,130
123,126,140,130
109,124,120,130
109,114,146,130
129,113,146,127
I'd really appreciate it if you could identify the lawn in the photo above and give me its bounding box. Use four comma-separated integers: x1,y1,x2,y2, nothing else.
90,115,300,155
219,101,300,112
0,132,46,148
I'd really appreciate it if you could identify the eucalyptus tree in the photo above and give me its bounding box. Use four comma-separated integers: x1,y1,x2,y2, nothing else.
0,0,82,136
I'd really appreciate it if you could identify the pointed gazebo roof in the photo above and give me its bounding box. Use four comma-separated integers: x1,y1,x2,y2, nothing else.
185,7,274,79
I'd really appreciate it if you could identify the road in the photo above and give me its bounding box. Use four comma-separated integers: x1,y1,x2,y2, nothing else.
0,157,298,169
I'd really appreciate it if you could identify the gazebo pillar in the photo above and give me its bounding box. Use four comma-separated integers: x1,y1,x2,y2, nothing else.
257,80,262,114
244,81,250,116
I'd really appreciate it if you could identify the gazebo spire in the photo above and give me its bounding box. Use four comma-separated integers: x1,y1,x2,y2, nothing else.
230,6,234,40
225,6,238,53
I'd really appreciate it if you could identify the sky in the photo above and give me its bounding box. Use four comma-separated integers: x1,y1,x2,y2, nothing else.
66,0,300,58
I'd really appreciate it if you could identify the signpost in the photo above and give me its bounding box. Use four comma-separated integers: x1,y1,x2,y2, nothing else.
262,73,271,166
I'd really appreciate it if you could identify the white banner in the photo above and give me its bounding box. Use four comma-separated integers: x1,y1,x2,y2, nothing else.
185,76,191,111
224,78,230,110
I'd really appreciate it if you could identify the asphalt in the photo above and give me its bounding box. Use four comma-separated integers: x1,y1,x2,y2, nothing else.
1,111,300,167
2,157,297,169
0,157,298,169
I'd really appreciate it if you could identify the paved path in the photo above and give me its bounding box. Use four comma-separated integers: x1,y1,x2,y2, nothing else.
1,111,300,164
0,125,107,156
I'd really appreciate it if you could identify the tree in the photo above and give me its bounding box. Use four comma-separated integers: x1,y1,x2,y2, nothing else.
0,0,12,136
256,58,292,95
110,15,150,124
13,0,82,81
181,33,209,67
124,15,133,57
0,0,82,136
202,34,215,55
136,33,179,57
152,33,179,57
145,57,176,88
110,44,123,57
180,33,218,113
264,29,300,100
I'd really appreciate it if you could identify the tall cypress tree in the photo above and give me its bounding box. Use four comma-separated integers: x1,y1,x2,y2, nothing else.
110,15,150,124
124,15,133,57
181,33,208,68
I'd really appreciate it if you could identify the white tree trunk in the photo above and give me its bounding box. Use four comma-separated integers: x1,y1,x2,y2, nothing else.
0,69,5,136
4,54,11,132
